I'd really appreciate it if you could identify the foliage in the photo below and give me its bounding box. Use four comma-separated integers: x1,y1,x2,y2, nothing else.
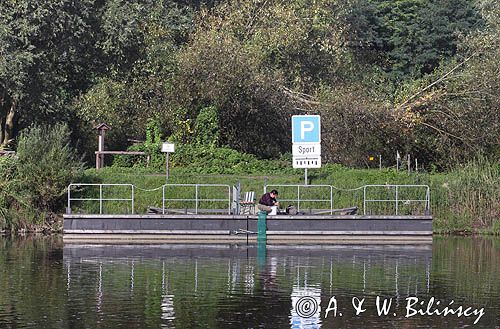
16,124,84,211
72,1,194,160
170,144,293,174
0,0,104,147
316,83,402,167
0,157,24,228
394,2,500,167
350,0,484,80
194,106,220,147
0,0,497,175
431,157,500,232
0,124,84,230
112,141,294,174
172,0,361,158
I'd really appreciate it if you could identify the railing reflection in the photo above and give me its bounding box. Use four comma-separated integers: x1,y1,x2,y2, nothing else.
63,244,432,328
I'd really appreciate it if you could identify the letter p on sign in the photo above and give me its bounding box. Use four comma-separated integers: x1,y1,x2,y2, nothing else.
300,121,314,139
292,115,321,143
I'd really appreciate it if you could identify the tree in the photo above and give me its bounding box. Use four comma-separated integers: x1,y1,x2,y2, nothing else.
349,0,483,80
395,0,500,166
172,0,358,157
72,0,194,158
0,0,104,149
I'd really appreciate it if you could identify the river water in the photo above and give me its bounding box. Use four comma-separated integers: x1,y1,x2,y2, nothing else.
0,236,498,328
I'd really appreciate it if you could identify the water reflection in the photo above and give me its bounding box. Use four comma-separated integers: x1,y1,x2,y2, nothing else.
0,237,498,328
62,243,436,328
161,261,176,328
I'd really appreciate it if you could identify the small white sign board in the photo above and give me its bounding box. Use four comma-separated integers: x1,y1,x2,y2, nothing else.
293,156,321,168
161,143,175,153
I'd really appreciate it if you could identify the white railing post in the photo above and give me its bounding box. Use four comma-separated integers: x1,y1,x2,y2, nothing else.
99,184,103,214
67,184,72,214
330,186,333,215
131,185,135,214
426,186,431,214
395,186,399,215
297,185,300,212
162,185,165,215
195,184,199,214
227,186,231,214
363,186,367,215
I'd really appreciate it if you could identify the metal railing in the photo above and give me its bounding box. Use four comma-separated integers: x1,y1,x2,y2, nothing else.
162,184,232,214
66,182,431,216
264,183,431,216
264,184,334,214
363,184,430,215
67,184,135,214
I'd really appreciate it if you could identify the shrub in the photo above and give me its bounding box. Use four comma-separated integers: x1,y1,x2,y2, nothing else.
194,106,220,147
15,124,84,213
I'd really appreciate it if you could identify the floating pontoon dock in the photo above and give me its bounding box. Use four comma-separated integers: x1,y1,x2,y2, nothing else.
63,183,433,244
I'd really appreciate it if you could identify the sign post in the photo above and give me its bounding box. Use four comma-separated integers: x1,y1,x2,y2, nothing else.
161,143,175,181
291,115,321,185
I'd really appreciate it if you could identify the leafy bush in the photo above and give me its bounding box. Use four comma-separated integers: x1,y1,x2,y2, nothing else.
0,157,21,228
112,119,165,169
194,106,219,147
14,124,84,217
170,144,295,174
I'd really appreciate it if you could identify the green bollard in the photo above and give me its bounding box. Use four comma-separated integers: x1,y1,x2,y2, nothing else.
257,211,267,269
257,211,267,242
257,238,267,269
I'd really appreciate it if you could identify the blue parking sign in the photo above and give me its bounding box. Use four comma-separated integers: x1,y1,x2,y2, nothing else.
292,115,321,143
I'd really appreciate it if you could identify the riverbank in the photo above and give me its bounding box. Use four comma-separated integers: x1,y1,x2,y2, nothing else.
1,158,498,235
75,162,498,235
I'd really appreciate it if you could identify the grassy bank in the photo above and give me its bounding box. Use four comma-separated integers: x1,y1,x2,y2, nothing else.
1,126,497,234
76,159,499,235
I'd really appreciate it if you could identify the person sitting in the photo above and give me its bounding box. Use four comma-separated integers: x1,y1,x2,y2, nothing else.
258,189,280,213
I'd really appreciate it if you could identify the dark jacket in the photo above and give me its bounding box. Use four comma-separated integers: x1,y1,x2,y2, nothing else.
259,193,277,206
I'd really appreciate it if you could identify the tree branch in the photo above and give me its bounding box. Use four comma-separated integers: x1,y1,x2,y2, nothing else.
281,86,323,109
397,54,476,110
420,121,466,142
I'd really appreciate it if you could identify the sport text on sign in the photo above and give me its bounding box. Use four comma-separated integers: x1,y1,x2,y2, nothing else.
292,144,321,156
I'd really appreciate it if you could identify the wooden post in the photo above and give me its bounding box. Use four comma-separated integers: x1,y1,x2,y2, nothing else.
98,130,105,169
95,123,111,169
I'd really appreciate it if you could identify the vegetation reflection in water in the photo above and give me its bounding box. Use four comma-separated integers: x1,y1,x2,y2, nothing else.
0,236,498,328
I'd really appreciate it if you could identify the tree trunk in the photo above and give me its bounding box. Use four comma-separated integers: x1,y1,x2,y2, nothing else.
0,88,6,149
0,116,4,145
1,101,15,150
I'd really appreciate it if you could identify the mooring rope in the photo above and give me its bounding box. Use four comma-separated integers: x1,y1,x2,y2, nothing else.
331,185,366,192
134,186,165,192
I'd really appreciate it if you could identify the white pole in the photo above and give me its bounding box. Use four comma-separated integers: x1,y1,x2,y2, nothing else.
165,152,170,181
396,151,400,171
304,169,308,185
